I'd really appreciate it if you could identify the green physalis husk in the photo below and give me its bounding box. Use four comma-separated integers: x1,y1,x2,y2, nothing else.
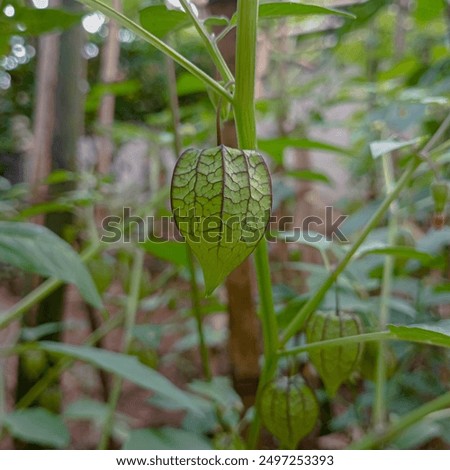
361,341,397,382
306,310,363,397
171,145,272,295
260,375,319,449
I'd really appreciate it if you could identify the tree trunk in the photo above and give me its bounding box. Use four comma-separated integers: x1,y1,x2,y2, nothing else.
16,0,85,411
96,0,122,174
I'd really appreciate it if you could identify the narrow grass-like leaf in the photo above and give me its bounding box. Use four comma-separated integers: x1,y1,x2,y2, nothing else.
369,137,423,159
230,1,355,24
286,169,331,184
39,342,203,413
259,137,349,164
389,321,450,348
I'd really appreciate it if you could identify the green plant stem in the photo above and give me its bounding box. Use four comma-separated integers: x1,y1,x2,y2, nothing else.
247,242,279,447
186,247,212,380
233,0,279,449
233,0,258,149
280,156,421,346
373,153,397,430
254,240,279,360
421,112,450,157
77,0,233,103
215,24,234,44
0,241,101,330
178,0,234,84
98,248,145,449
165,54,183,157
349,391,450,449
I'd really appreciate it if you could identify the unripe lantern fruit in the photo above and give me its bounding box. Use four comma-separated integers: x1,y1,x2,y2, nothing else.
306,310,363,397
171,145,272,295
260,375,319,449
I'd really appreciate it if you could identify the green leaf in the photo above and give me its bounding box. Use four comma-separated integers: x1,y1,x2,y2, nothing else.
21,322,68,342
39,342,203,413
176,72,207,97
354,244,437,265
276,230,332,252
0,222,102,308
14,7,82,36
141,240,189,267
203,16,229,28
259,137,348,165
230,1,355,24
171,146,272,295
259,1,355,19
389,321,450,348
369,138,423,159
18,201,74,218
286,169,331,185
414,0,445,24
392,420,442,449
417,228,450,255
4,408,70,449
187,377,243,411
86,80,141,113
123,427,212,450
139,5,190,38
64,398,111,424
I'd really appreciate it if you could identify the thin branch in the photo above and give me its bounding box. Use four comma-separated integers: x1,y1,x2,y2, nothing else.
179,0,234,84
77,0,233,103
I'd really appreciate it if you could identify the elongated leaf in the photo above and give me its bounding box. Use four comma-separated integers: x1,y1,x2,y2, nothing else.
230,1,354,24
417,228,450,255
14,7,82,35
39,342,203,413
21,322,69,342
141,240,189,267
355,244,437,265
203,16,229,27
369,138,423,159
139,5,190,38
171,146,272,295
4,408,70,449
286,169,331,184
389,321,450,348
188,377,242,411
259,1,355,19
259,137,348,165
276,230,332,252
86,80,141,113
176,72,207,97
123,427,212,450
64,398,110,423
0,222,102,308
